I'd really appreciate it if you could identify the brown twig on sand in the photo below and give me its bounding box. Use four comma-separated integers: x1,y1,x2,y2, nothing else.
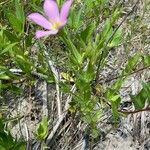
119,106,150,114
100,65,150,83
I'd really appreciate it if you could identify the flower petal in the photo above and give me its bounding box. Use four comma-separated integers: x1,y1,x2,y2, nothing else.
60,0,72,25
28,13,52,30
44,0,59,22
35,30,58,38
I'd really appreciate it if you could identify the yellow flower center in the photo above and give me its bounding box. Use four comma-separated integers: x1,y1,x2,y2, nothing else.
51,21,61,30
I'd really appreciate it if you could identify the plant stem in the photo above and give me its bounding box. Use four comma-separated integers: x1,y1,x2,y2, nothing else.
119,106,150,114
95,0,140,84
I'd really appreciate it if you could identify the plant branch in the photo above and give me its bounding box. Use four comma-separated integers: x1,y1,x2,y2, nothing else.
99,65,150,83
95,0,140,84
43,50,62,119
119,107,150,114
9,68,48,80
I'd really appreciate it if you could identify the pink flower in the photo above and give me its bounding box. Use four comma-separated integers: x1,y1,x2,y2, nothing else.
28,0,72,38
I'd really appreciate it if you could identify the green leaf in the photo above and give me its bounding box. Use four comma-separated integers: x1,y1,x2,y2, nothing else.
108,27,122,47
131,82,150,109
105,88,121,120
0,72,10,80
105,88,120,102
82,61,95,83
96,19,113,50
131,90,146,109
0,145,5,150
112,78,124,91
123,53,141,75
102,19,113,39
15,55,33,73
143,55,150,66
0,43,17,55
4,30,19,42
91,128,99,138
0,131,14,149
70,44,83,65
60,30,83,65
35,117,48,141
25,33,32,47
13,141,26,150
7,13,23,33
15,0,25,24
80,23,95,43
110,95,120,102
60,82,71,93
69,8,82,29
142,82,150,102
30,3,43,13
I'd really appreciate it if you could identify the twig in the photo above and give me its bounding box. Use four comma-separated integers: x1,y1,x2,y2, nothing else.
43,50,62,118
95,0,140,83
9,68,48,80
41,81,48,117
24,123,31,150
72,141,83,150
99,65,150,83
119,107,150,114
46,85,76,145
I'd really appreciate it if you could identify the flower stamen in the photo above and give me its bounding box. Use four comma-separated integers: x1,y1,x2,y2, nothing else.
51,21,62,30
